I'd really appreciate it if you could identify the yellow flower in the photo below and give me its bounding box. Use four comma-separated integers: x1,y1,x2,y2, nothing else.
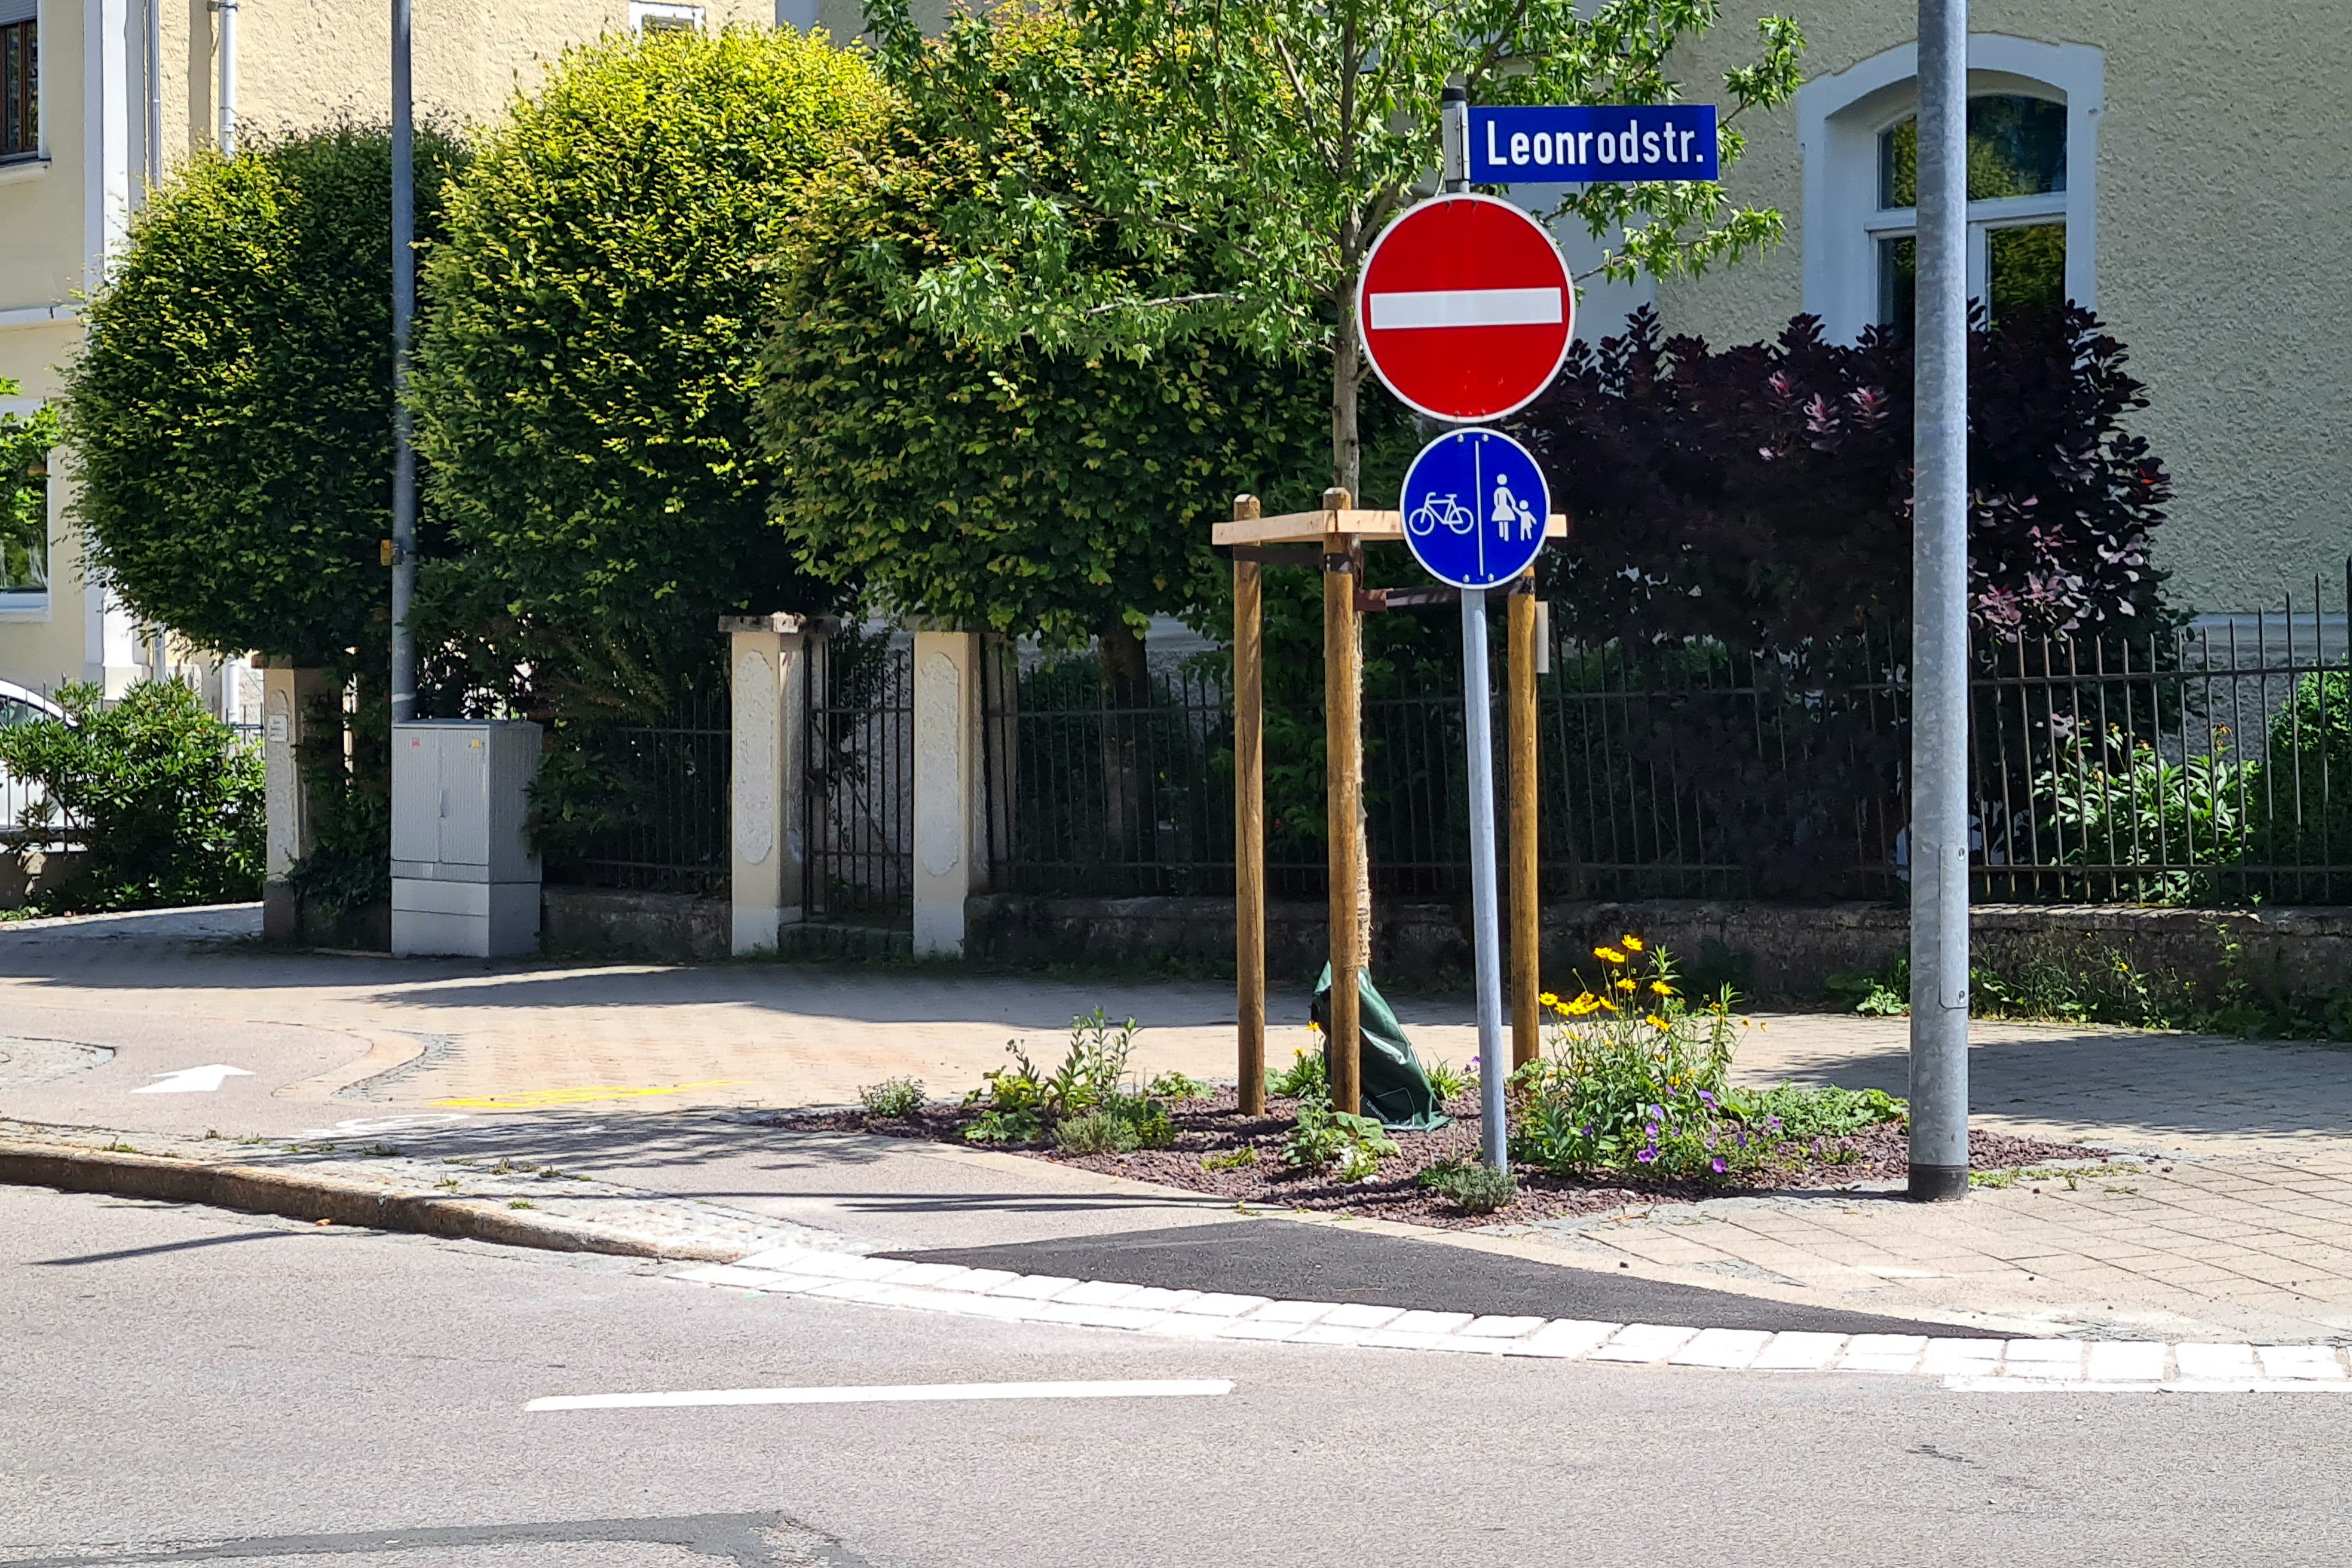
1621,935,1644,952
1597,997,1619,1013
1647,1013,1670,1030
1539,991,1560,1007
1615,976,1637,991
1651,980,1676,996
1306,1019,1322,1034
1594,946,1626,964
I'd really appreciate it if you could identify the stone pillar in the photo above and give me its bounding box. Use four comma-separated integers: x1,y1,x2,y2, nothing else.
724,614,810,956
911,627,982,957
260,660,334,942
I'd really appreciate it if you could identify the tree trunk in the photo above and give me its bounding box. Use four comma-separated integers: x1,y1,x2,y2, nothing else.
1328,228,1371,970
1098,619,1149,871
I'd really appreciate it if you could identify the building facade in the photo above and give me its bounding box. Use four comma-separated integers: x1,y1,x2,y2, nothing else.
0,0,794,708
1649,2,2350,617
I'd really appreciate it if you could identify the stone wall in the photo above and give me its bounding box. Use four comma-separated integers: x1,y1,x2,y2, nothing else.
540,887,731,964
964,893,2352,1003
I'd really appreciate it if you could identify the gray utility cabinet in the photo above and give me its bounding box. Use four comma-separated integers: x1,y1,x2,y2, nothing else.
390,720,543,957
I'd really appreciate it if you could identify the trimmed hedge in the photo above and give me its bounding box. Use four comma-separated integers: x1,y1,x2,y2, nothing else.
62,124,467,667
412,24,887,709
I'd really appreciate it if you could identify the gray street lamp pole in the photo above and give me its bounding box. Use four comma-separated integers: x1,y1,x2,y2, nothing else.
390,0,417,724
1909,0,1971,1200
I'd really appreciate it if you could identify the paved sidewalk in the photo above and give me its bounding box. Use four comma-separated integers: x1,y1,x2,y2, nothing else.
7,904,2352,1345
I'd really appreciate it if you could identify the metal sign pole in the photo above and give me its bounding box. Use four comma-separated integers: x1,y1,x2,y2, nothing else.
1437,83,1510,1171
390,0,418,725
1462,587,1509,1168
1909,0,1970,1200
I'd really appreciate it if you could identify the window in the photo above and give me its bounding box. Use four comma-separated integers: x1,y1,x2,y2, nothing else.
630,2,703,33
1871,94,2068,328
1797,38,2100,343
0,5,35,163
0,468,44,605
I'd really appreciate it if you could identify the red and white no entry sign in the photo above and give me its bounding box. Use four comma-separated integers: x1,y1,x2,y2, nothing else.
1354,193,1575,423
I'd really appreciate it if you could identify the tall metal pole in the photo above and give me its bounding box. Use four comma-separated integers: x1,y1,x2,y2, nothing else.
1439,82,1509,1170
1909,0,1970,1200
216,0,238,154
1462,588,1509,1169
390,0,418,724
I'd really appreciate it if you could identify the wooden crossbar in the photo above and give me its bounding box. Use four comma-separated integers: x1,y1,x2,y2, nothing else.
1212,509,1569,546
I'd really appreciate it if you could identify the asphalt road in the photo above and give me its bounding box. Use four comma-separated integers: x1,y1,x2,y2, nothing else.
7,1186,2351,1567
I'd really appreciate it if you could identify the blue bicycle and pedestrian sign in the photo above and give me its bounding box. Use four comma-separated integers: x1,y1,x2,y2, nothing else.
1398,427,1550,590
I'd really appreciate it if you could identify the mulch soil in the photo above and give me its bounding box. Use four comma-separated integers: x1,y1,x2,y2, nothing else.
780,1089,2106,1232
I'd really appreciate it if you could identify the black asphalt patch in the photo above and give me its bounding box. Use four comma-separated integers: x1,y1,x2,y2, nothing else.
889,1220,1967,1337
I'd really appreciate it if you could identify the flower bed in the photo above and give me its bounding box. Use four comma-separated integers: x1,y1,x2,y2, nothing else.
786,1088,2100,1232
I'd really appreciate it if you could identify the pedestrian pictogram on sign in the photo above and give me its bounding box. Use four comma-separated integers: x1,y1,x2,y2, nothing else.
1353,193,1575,424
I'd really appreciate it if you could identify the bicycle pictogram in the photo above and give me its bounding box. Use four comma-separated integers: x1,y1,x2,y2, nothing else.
1406,493,1475,537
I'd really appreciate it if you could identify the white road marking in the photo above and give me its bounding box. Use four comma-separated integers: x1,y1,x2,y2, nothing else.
1944,1377,2352,1395
1368,287,1563,330
131,1064,253,1094
526,1379,1234,1412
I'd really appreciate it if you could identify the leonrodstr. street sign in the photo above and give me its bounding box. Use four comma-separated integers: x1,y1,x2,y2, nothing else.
1353,192,1575,424
1469,104,1719,183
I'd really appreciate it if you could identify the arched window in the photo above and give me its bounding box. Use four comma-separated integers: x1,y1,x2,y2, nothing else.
1797,38,2101,341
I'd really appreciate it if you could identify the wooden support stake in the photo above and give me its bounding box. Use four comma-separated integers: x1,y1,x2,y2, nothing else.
1509,578,1541,1070
1233,495,1267,1116
1322,488,1362,1116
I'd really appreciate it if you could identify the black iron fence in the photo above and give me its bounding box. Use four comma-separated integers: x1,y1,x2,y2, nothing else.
540,682,731,896
976,568,2352,908
577,567,2352,914
805,629,913,921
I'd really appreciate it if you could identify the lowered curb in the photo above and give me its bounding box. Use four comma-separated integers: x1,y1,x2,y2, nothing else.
0,1140,754,1263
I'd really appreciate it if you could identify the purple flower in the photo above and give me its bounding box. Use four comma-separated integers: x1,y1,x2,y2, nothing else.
1635,1149,1657,1164
1710,1157,1728,1174
1766,1116,1784,1132
1698,1090,1716,1105
1737,1131,1748,1149
1644,1121,1661,1140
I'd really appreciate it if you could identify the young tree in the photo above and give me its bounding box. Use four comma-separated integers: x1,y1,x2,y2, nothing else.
761,8,1337,666
859,0,1805,498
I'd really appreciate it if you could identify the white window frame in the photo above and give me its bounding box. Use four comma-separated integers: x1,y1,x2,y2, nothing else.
1799,36,2102,342
630,2,705,33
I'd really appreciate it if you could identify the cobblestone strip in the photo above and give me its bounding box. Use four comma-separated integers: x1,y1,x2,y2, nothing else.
672,1245,2352,1392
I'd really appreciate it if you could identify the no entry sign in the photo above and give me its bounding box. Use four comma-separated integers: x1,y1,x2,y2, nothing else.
1354,193,1574,424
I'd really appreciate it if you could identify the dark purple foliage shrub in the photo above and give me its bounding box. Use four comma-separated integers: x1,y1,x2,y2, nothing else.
1508,305,2173,898
1515,303,2171,651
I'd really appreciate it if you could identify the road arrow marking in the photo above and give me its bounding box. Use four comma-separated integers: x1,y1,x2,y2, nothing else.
131,1064,255,1094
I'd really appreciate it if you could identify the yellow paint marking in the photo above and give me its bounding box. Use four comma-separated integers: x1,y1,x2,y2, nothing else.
432,1080,736,1110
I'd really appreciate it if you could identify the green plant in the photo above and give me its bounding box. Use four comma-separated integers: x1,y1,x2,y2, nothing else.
1416,1158,1518,1216
1741,1084,1906,1139
0,681,264,912
1267,1046,1328,1101
1145,1070,1211,1102
507,1199,535,1210
2036,724,2249,902
964,1107,1046,1144
1823,963,1909,1017
1421,1059,1475,1103
1107,1094,1177,1150
63,124,467,667
859,1077,927,1117
1055,1108,1140,1156
413,25,884,718
1282,1086,1399,1181
1200,1146,1258,1172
